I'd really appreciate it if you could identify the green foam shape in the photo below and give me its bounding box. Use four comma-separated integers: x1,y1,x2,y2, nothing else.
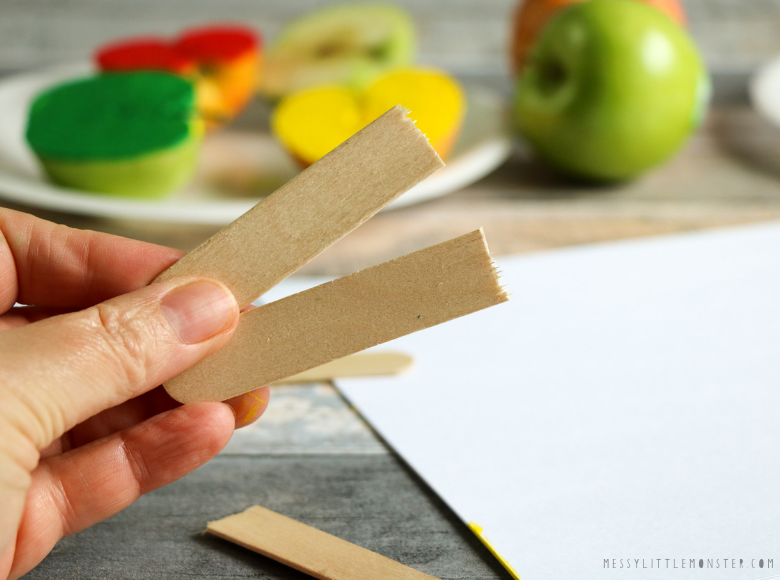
27,72,197,159
39,137,200,199
26,72,202,197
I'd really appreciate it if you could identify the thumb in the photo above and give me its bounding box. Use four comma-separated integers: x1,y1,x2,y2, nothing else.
0,278,239,450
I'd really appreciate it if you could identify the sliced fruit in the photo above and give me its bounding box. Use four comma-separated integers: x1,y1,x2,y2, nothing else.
95,37,196,75
272,67,465,166
272,86,364,166
363,69,465,160
26,72,203,197
263,3,416,98
510,0,688,74
174,24,262,120
94,24,262,125
40,140,200,199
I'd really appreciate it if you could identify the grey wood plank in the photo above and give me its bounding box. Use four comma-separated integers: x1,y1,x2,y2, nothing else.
221,384,388,456
22,455,514,580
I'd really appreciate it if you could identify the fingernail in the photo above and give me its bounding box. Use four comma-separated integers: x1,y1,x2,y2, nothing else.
161,281,237,344
228,386,271,428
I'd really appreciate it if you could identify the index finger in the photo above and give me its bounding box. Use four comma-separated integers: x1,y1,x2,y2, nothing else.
0,209,184,311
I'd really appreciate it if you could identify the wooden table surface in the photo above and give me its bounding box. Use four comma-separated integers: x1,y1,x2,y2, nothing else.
22,382,515,579
16,92,780,580
5,1,780,575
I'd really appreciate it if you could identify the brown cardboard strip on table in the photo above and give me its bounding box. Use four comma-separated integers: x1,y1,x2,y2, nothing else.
165,229,508,403
154,106,443,308
273,352,413,384
207,505,441,580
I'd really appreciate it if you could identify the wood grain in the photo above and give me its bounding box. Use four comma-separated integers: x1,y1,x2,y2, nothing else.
164,229,508,403
155,106,443,308
207,505,441,580
24,455,513,579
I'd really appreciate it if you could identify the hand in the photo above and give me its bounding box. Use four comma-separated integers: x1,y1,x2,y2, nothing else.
0,209,270,579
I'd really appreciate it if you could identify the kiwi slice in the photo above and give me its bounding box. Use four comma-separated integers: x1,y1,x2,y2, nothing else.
26,72,202,198
263,3,416,97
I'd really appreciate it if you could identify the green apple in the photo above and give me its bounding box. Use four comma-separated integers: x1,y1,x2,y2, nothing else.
263,3,416,98
514,0,710,181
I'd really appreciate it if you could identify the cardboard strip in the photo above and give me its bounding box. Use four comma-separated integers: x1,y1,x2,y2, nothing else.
165,229,508,403
207,505,441,580
155,106,443,308
273,352,413,385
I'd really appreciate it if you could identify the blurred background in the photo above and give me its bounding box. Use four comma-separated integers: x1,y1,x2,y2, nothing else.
0,0,776,81
1,0,780,275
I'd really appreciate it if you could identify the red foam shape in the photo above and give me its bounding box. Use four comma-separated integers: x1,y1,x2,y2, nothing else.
96,37,195,74
175,25,260,63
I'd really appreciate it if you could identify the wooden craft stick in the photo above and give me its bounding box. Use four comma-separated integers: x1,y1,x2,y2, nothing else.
207,505,441,580
155,106,443,308
165,229,507,403
273,352,413,384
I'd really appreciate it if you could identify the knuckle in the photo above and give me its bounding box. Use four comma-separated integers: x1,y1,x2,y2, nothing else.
0,373,64,454
0,425,35,494
88,302,153,391
119,431,152,496
51,469,79,537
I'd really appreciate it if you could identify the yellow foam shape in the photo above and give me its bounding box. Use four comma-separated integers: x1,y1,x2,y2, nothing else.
272,67,465,166
363,68,465,159
272,86,365,166
468,522,522,580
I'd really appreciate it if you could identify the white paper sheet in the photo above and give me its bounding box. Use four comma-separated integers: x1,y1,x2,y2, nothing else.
336,223,780,580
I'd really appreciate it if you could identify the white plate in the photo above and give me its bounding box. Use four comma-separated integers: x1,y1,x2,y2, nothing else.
750,56,780,128
0,64,512,225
